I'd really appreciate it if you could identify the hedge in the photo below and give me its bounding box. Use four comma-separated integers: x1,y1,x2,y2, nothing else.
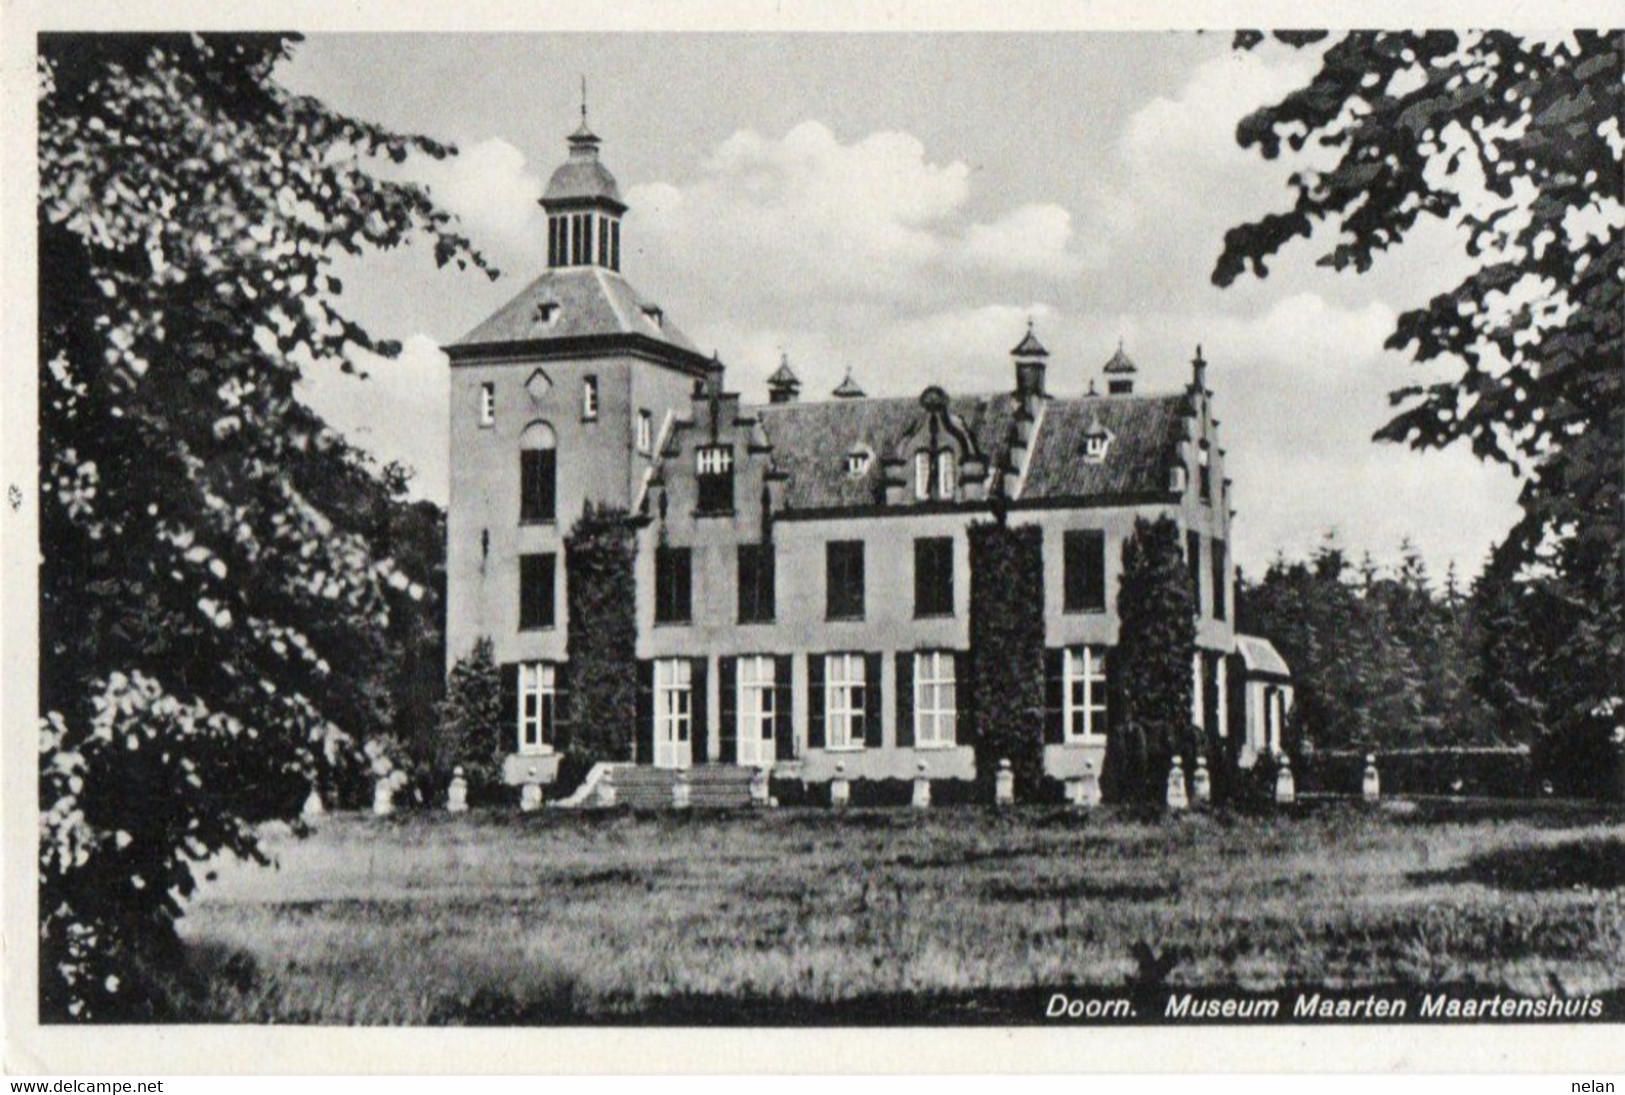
1293,747,1537,798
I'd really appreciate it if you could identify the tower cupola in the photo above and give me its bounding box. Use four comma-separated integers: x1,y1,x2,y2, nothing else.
541,89,627,271
1103,339,1138,395
767,352,802,404
1010,319,1049,400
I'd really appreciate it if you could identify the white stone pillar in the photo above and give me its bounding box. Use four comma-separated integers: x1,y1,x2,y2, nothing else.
447,766,469,813
911,761,931,810
519,765,542,812
1362,754,1381,802
1166,757,1189,812
1274,754,1296,805
1192,754,1212,806
994,758,1015,807
672,767,691,810
831,762,850,810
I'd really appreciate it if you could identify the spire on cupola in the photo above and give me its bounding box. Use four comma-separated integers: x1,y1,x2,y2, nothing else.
1011,317,1049,400
767,351,802,404
832,367,866,399
1103,338,1138,395
541,81,627,271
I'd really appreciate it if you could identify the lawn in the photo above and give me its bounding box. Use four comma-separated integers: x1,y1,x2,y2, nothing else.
173,800,1625,1024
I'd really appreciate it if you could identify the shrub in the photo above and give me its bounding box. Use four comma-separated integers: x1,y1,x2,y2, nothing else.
433,638,505,795
1105,516,1197,806
967,521,1046,798
564,504,638,766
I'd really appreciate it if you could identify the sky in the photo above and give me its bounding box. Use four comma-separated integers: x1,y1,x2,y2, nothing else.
283,32,1524,584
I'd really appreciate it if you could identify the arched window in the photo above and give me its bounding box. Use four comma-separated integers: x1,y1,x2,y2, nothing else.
520,421,557,524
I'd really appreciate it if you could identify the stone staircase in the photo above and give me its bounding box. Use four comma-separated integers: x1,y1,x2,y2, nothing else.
604,765,760,810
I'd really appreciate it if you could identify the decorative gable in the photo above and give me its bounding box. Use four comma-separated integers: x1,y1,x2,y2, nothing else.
526,368,554,401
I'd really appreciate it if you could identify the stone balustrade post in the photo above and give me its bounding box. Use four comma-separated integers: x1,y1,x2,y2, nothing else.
911,761,931,810
1274,754,1296,806
994,758,1015,807
1192,754,1212,806
447,766,469,813
831,761,850,810
1166,757,1189,812
519,765,542,812
1362,754,1381,803
672,767,691,809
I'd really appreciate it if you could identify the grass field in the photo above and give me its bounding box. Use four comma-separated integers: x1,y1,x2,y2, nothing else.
173,800,1625,1024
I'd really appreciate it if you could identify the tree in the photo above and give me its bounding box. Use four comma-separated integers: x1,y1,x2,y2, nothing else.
1217,31,1623,770
433,637,504,792
1105,516,1197,806
563,504,639,765
38,34,490,1018
967,520,1046,798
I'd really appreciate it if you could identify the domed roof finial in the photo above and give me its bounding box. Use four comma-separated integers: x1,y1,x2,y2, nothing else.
1011,318,1048,359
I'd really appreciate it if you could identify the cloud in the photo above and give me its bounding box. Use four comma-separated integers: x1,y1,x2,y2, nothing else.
297,334,451,503
627,120,1092,309
408,137,544,268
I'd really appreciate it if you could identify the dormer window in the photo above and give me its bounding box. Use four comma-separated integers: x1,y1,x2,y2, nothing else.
697,444,734,513
1081,419,1113,464
936,451,957,497
846,448,872,477
642,304,664,330
914,452,931,500
534,301,560,325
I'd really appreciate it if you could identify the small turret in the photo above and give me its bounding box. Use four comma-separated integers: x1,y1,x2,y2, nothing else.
832,367,866,399
1103,340,1137,396
1010,319,1048,401
767,352,801,404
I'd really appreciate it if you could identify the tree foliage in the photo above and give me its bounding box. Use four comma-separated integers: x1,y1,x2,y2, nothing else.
966,520,1046,796
1105,516,1196,806
564,504,639,764
1217,31,1623,758
1238,536,1501,754
38,33,488,1018
433,637,504,792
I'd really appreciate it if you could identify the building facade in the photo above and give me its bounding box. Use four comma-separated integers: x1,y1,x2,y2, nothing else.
444,117,1291,790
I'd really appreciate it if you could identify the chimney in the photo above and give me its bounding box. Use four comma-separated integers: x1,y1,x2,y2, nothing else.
1010,320,1048,404
1191,345,1209,393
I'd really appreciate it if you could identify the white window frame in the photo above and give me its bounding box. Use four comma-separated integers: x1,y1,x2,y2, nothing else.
518,661,556,755
654,657,692,753
1063,646,1108,743
914,451,931,500
824,653,867,750
846,450,870,477
1084,434,1109,461
936,450,957,497
479,382,495,428
697,445,734,476
582,375,599,421
914,650,957,748
736,655,777,765
636,410,653,455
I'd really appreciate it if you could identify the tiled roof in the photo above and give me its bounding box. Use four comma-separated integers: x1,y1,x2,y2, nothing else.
754,395,1010,509
1235,634,1292,678
767,357,800,386
748,391,1186,511
1021,394,1186,499
1103,344,1138,375
452,266,698,352
1011,329,1049,357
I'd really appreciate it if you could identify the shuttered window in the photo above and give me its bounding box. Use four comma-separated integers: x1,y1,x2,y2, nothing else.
737,543,775,623
913,537,954,617
824,653,868,749
654,546,692,624
517,662,556,753
1063,646,1108,742
518,552,555,630
1063,529,1106,613
826,540,865,620
913,650,957,747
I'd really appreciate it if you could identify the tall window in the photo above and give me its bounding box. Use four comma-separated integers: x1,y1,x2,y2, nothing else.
824,653,868,748
654,657,692,750
936,451,957,497
696,445,734,513
737,655,777,764
654,545,692,624
1064,529,1106,613
914,650,957,747
582,375,598,421
914,536,954,617
479,382,495,427
737,543,775,624
519,421,557,524
1062,647,1109,742
518,552,555,630
914,451,931,500
597,215,610,266
825,540,865,620
1187,530,1203,612
611,221,621,270
1211,537,1228,622
518,662,556,753
1199,441,1212,503
636,410,653,455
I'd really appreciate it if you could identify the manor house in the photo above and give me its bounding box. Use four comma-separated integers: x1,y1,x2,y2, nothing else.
443,115,1292,795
